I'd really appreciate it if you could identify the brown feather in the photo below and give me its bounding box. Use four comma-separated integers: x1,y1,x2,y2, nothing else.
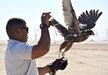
62,0,81,35
64,41,73,52
59,40,69,50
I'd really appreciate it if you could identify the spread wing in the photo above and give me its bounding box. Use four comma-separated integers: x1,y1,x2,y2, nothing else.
50,18,69,38
78,9,102,29
62,0,81,35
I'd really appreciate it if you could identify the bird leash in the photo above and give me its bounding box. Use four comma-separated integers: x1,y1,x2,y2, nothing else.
58,50,66,59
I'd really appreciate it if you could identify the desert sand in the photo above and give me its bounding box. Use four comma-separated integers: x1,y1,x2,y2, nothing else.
0,41,108,75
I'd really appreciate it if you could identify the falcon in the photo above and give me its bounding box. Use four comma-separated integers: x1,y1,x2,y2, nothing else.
50,0,102,53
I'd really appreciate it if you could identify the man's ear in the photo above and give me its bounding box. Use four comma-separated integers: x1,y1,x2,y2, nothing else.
15,28,21,34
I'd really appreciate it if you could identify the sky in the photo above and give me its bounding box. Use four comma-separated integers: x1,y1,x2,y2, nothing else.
0,0,108,42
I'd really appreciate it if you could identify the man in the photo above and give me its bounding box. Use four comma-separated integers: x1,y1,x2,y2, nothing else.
5,12,67,75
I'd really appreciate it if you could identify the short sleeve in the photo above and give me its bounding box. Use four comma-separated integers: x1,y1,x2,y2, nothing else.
11,43,33,60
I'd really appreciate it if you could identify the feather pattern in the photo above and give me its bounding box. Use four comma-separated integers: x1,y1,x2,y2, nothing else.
59,40,69,50
50,0,102,53
62,0,81,35
78,9,102,29
49,18,69,37
64,41,73,52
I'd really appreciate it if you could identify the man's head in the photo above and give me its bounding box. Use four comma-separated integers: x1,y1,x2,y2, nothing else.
6,18,29,42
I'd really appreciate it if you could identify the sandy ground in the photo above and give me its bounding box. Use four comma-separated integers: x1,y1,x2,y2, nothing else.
0,42,108,75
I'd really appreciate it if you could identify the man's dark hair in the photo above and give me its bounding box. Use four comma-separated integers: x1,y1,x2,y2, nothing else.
6,18,26,38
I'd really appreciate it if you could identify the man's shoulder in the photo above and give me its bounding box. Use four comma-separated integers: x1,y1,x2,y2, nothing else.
6,39,33,60
8,39,28,47
7,39,33,52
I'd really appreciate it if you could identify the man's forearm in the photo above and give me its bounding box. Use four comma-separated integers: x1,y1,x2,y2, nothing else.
38,27,50,50
38,65,50,75
32,28,51,59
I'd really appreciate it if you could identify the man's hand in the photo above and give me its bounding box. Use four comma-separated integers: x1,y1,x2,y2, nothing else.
48,57,68,75
41,12,51,26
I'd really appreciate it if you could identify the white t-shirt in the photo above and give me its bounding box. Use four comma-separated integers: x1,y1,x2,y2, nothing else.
5,39,39,75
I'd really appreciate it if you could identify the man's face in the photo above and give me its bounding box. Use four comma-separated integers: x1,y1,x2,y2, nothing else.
15,25,29,42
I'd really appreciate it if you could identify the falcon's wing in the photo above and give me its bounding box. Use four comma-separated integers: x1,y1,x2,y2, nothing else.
62,0,81,34
78,9,102,29
50,18,69,38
